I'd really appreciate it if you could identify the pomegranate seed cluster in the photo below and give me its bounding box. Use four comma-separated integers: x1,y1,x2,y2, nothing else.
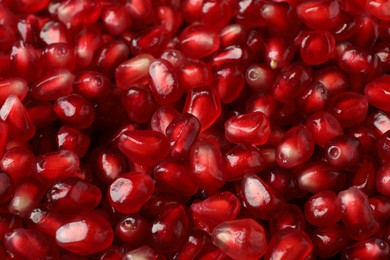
0,0,390,259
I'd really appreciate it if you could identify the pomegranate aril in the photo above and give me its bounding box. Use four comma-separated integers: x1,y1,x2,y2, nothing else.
148,59,182,105
314,67,350,96
264,228,313,260
261,167,299,201
115,215,149,248
224,144,264,181
377,131,390,162
190,191,241,233
123,246,160,260
31,69,75,101
46,177,101,213
39,21,70,46
0,214,22,242
0,78,28,105
241,173,284,220
297,0,341,30
276,125,314,169
377,164,390,197
338,187,379,240
57,0,102,29
121,84,156,124
369,196,390,224
150,205,189,253
329,92,369,128
115,54,155,90
348,126,377,155
212,219,267,260
235,0,265,27
306,111,344,147
8,178,46,217
118,130,169,167
348,158,377,195
0,146,34,183
174,230,210,260
93,40,129,78
128,26,169,57
179,23,220,59
304,190,341,227
265,37,295,69
215,64,245,104
311,224,351,258
0,172,13,205
4,228,59,260
190,137,225,191
157,5,182,36
150,106,179,134
298,81,329,116
342,238,390,260
73,71,111,100
324,135,361,169
184,86,222,132
28,206,66,237
0,95,35,141
56,126,90,158
56,211,113,255
245,91,278,119
101,5,131,36
365,75,390,112
225,111,270,145
154,159,198,196
179,59,213,90
53,94,95,130
74,27,103,67
41,43,75,72
33,150,79,185
108,172,154,214
213,45,249,70
273,63,312,103
219,24,247,49
245,64,276,91
9,40,42,83
125,0,155,29
270,203,305,234
366,0,390,21
300,31,335,65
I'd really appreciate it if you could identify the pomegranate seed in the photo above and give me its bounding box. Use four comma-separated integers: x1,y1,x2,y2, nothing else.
174,230,210,260
236,0,265,27
311,224,351,258
115,54,155,90
298,81,329,116
184,86,222,132
121,84,156,124
349,126,377,154
57,0,102,29
224,144,264,181
369,196,390,224
56,126,90,158
328,92,369,128
0,172,13,205
118,130,169,167
0,214,23,242
28,207,66,237
273,63,312,103
342,238,390,259
215,64,245,104
324,135,361,169
264,228,313,260
338,187,379,240
0,95,36,141
56,211,113,255
297,0,341,30
179,59,213,91
348,159,377,195
296,161,346,194
39,21,70,45
246,91,278,118
0,146,34,183
74,28,103,67
377,164,390,197
179,24,220,59
241,173,284,220
213,45,249,70
265,36,295,69
269,204,306,235
148,59,182,105
366,0,390,21
365,75,390,112
157,5,182,36
91,148,127,185
190,137,225,191
46,177,101,213
314,67,349,96
0,78,28,105
108,172,154,214
31,69,75,101
245,64,276,91
150,106,179,134
123,246,160,260
261,167,299,201
212,219,267,260
114,215,149,248
219,24,247,49
150,205,189,253
300,31,335,65
306,111,344,147
4,228,59,259
190,191,241,233
304,190,341,227
101,5,131,36
125,0,155,29
225,111,271,145
276,125,314,169
154,159,198,196
73,71,111,100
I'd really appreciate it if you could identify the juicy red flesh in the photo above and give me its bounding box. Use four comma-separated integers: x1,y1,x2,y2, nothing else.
0,0,389,259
